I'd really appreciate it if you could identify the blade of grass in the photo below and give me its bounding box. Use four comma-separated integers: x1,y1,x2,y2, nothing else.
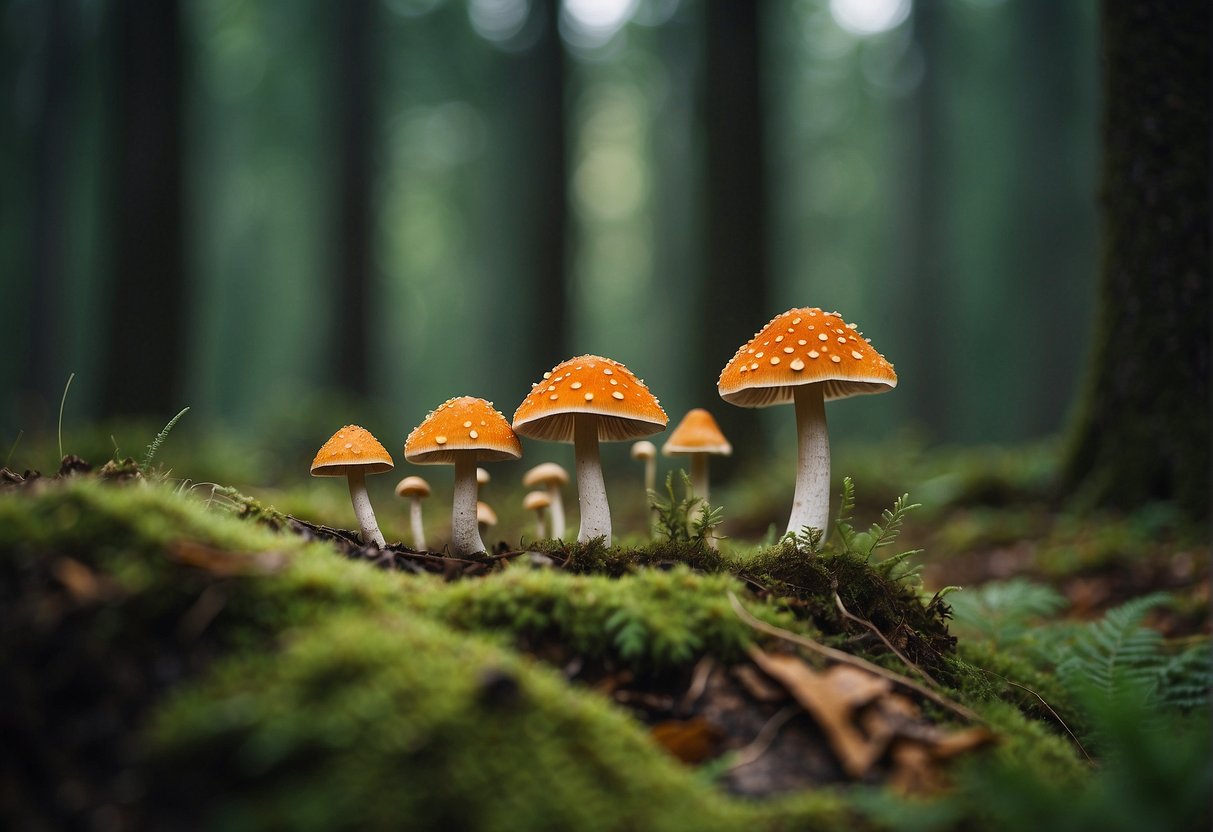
58,372,75,462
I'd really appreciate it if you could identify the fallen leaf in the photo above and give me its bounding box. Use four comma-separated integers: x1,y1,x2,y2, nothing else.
749,647,882,777
650,716,721,764
167,541,286,576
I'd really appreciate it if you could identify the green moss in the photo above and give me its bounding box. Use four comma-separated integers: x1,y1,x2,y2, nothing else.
150,612,854,832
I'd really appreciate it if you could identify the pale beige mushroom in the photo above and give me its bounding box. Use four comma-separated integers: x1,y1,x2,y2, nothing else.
395,475,431,550
523,490,552,539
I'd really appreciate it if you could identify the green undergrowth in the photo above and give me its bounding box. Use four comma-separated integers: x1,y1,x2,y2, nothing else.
2,476,1206,830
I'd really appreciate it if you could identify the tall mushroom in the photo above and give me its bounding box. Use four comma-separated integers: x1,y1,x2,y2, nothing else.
513,355,667,544
522,462,569,539
311,425,394,548
718,307,896,537
395,475,431,550
523,490,552,539
404,397,522,556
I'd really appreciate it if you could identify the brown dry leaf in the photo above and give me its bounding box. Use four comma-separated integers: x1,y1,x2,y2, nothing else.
650,716,721,764
732,663,788,703
889,740,939,794
52,557,122,603
167,541,286,576
749,647,885,777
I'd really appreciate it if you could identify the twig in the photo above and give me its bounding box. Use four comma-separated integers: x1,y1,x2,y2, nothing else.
833,590,940,687
679,656,715,714
981,669,1093,764
726,705,799,771
728,591,984,724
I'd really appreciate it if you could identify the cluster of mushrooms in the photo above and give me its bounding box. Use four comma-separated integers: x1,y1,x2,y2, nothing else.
310,307,897,556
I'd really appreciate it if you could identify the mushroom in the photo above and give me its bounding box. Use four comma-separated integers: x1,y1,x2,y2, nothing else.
630,440,657,495
662,408,732,507
395,475,431,550
404,397,522,556
522,462,569,539
513,355,667,544
476,501,497,538
718,307,896,537
311,425,394,548
523,490,552,539
476,467,490,490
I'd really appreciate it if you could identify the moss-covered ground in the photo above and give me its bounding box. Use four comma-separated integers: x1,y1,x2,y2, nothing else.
0,434,1207,830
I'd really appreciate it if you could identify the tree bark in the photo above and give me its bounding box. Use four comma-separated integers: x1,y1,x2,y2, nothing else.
332,0,375,398
101,0,185,418
1062,2,1210,520
700,0,770,465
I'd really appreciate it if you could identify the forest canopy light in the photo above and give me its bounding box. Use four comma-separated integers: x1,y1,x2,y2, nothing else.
405,397,522,556
311,425,394,549
513,355,667,544
718,307,896,537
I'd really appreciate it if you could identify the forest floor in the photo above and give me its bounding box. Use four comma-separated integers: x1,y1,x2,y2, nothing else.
0,433,1208,831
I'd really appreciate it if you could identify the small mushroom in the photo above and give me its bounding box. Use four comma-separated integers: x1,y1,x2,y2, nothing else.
477,467,490,489
631,440,657,495
405,397,522,556
662,409,732,507
523,490,552,539
718,307,896,536
477,501,497,537
513,355,667,544
395,475,431,550
522,462,569,540
311,425,394,548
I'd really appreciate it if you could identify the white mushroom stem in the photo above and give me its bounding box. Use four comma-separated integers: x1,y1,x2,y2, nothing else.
451,451,485,555
688,453,718,549
689,453,709,506
533,510,547,540
346,470,386,549
574,413,611,544
547,484,566,540
408,497,426,551
643,455,656,495
787,383,831,537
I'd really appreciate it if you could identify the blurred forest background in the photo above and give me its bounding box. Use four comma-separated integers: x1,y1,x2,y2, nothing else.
1,0,1105,475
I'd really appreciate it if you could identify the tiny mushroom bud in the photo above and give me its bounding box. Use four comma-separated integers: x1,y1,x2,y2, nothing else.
405,397,521,556
311,425,394,549
522,461,570,540
395,475,431,551
630,440,657,496
514,356,667,544
476,501,497,535
718,307,896,537
476,467,491,488
523,490,552,540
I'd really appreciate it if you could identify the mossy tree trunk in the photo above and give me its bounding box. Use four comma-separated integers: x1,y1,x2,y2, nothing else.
1062,2,1210,520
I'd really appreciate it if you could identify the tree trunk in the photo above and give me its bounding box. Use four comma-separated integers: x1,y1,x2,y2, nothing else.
101,0,185,418
332,0,375,398
700,0,770,465
1062,2,1210,520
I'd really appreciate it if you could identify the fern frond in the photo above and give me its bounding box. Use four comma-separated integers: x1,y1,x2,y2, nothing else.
1056,593,1172,705
142,406,190,472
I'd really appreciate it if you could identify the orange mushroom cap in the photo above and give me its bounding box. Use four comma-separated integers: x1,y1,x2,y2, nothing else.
404,397,522,465
718,307,897,407
663,408,733,456
513,354,668,442
311,425,394,476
